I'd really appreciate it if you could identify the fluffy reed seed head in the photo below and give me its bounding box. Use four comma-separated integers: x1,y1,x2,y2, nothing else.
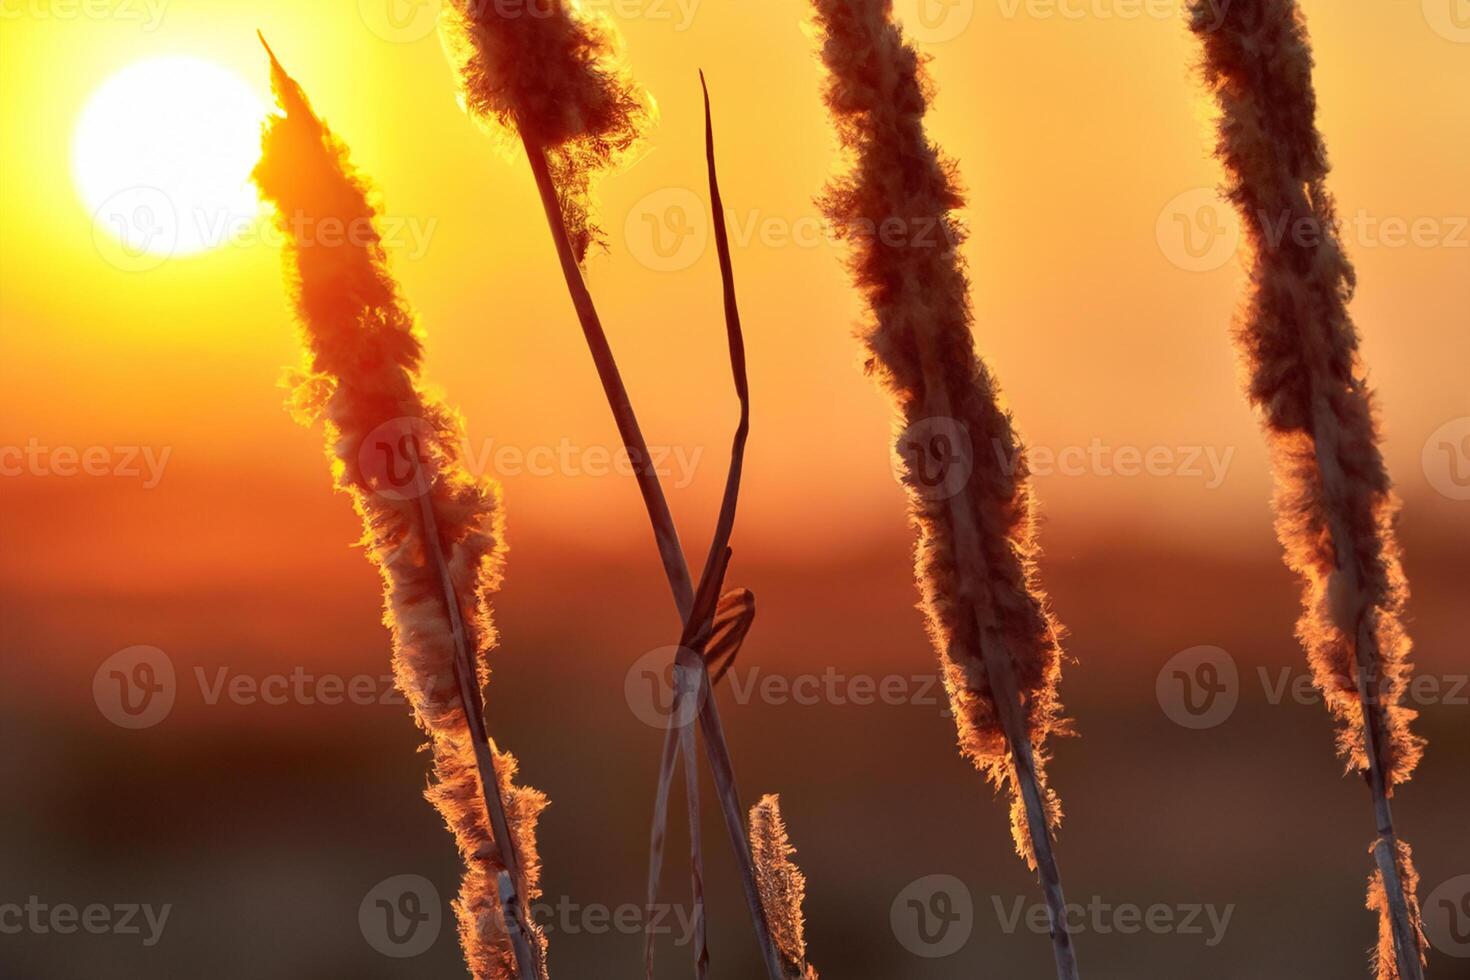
749,795,818,980
1190,5,1426,975
440,0,652,261
1367,840,1428,980
1188,0,1421,788
254,45,546,979
808,0,1068,866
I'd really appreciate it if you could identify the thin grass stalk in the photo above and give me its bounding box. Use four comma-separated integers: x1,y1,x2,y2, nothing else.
519,136,696,621
680,684,710,979
807,3,1078,976
436,2,783,966
642,75,788,980
509,66,783,979
1186,4,1427,976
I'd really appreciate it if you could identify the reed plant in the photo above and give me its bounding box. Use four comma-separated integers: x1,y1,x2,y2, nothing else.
808,2,1080,977
1188,3,1428,977
253,39,545,980
437,5,804,977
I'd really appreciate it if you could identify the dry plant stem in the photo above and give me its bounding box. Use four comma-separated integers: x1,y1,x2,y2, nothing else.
681,709,709,979
1302,327,1418,980
413,487,543,980
1356,631,1420,980
1187,3,1427,969
496,872,544,980
645,74,785,974
653,74,784,980
914,352,1079,980
519,132,695,623
1310,412,1422,980
519,99,782,978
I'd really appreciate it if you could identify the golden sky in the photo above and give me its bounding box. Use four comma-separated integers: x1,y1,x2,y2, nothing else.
2,0,1466,592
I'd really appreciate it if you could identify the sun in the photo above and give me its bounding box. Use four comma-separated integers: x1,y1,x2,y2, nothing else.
73,57,268,262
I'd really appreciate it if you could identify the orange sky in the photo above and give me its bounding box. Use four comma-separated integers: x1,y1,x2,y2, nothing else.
2,0,1466,593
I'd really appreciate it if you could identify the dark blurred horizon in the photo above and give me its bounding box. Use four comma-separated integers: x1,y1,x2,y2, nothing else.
5,519,1467,979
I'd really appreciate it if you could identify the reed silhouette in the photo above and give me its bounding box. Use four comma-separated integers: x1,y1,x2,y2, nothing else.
254,38,545,980
1188,2,1427,977
808,2,1079,976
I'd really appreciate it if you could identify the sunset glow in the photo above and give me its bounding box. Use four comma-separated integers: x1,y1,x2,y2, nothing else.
73,56,267,260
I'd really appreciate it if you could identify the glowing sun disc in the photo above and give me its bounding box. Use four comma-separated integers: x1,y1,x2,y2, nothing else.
74,57,268,264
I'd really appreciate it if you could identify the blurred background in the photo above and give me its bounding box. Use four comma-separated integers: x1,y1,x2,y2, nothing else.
1,0,1466,977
